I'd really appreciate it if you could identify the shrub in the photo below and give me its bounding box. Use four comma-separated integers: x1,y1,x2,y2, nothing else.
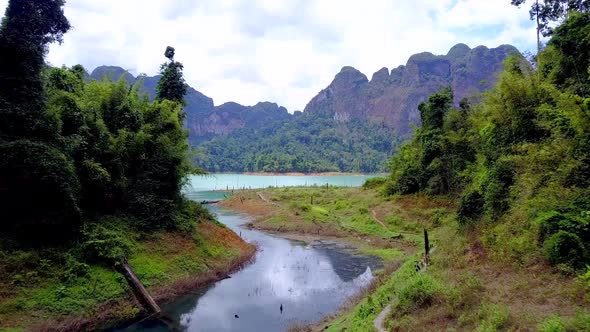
392,166,424,194
536,211,577,243
570,311,590,331
580,266,590,289
458,190,485,225
362,177,386,190
397,273,442,314
538,315,566,332
174,199,214,232
476,304,511,332
62,254,90,282
483,160,515,219
543,231,585,267
80,220,135,265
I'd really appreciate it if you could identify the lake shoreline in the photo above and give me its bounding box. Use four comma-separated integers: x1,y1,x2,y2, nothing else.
223,188,590,331
218,187,419,331
206,172,388,177
241,172,387,176
36,247,255,332
219,188,418,259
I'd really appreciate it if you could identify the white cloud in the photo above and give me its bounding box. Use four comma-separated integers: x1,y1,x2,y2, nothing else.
0,0,538,111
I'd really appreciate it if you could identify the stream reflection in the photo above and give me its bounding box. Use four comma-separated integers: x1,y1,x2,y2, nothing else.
115,193,382,332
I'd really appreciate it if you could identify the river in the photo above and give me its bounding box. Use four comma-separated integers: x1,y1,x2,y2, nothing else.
114,174,383,332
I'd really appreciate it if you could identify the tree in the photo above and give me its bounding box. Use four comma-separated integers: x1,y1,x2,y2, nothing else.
0,0,71,141
511,0,590,51
156,46,187,104
541,11,590,96
386,87,462,195
419,86,453,131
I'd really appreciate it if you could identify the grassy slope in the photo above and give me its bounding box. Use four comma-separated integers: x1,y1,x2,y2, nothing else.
220,186,451,260
0,220,255,331
223,187,590,331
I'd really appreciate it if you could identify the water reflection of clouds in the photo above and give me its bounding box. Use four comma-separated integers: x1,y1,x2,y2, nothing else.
178,211,377,331
117,201,382,331
263,245,341,298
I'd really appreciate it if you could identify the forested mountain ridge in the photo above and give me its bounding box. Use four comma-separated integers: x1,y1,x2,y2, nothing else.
193,44,519,173
92,44,517,154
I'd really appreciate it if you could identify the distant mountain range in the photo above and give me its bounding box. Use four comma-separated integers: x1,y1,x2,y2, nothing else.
90,43,520,172
88,67,290,144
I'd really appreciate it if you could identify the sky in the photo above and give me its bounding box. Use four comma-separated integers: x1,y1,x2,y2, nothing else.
0,0,539,111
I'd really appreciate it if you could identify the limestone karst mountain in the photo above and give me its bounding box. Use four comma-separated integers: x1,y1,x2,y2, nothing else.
92,43,520,172
304,44,519,136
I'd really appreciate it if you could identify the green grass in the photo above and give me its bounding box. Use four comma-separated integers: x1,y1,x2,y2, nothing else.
361,248,405,261
0,265,127,317
0,219,251,330
326,256,421,332
474,304,511,332
274,188,590,331
263,187,423,242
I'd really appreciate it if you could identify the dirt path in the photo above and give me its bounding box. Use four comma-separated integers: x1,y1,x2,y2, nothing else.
256,192,279,206
371,209,388,229
373,303,393,332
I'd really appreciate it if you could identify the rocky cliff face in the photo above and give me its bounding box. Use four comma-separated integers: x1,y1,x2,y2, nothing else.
304,44,519,136
89,66,289,143
186,101,290,143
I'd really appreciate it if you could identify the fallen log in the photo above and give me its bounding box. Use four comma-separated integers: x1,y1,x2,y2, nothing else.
118,261,161,314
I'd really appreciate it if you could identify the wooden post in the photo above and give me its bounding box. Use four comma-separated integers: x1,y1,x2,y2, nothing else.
424,229,430,264
119,261,161,314
310,195,314,205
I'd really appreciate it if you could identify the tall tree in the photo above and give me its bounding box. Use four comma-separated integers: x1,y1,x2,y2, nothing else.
156,46,187,104
542,11,590,96
511,0,590,51
0,0,70,141
0,0,80,243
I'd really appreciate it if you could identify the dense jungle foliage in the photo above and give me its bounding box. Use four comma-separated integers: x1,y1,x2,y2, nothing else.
0,0,201,251
194,111,400,173
385,11,590,271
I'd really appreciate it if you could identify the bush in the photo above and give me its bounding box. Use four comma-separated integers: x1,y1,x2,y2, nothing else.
570,311,590,331
580,266,590,289
483,160,515,219
397,273,442,314
536,211,578,243
476,304,511,332
538,315,566,332
174,199,214,233
392,166,424,195
62,254,90,282
362,177,386,190
458,190,485,225
80,220,135,265
543,231,585,267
